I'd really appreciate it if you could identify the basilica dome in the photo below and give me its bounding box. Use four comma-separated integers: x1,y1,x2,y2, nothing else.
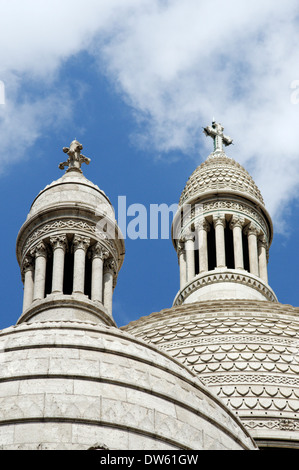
26,139,115,223
0,319,256,450
28,169,114,220
179,152,264,208
123,299,299,449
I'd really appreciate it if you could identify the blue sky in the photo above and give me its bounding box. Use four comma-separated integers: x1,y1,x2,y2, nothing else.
1,0,299,329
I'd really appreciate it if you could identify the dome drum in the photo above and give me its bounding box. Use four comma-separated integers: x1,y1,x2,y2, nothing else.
173,269,277,305
172,193,272,249
173,209,271,302
16,294,115,326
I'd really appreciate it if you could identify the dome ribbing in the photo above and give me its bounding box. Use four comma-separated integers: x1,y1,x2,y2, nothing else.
179,152,264,207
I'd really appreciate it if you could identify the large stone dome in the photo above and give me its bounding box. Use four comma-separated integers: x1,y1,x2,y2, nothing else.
0,320,256,450
123,299,299,449
179,152,264,208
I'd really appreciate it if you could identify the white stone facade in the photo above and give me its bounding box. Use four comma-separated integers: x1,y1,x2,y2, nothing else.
0,321,255,450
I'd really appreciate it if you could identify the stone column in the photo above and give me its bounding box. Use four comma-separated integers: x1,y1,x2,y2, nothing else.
213,215,226,268
50,235,67,294
22,255,35,312
258,236,268,284
245,224,259,277
103,259,116,316
72,235,90,294
32,242,47,301
229,216,244,270
184,231,195,282
177,240,187,289
196,219,210,273
91,243,109,303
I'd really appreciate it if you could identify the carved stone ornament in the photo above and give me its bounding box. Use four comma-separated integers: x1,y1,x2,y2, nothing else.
213,214,226,228
195,218,211,233
50,234,68,251
244,223,260,237
23,219,119,262
258,235,268,249
104,258,117,274
183,229,195,242
177,240,185,256
72,235,90,252
90,242,109,260
203,121,233,153
30,241,47,258
59,140,91,173
229,216,245,230
173,271,277,305
21,255,34,275
201,199,268,238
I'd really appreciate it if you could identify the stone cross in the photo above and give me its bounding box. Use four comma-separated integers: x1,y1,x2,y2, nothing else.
203,121,233,152
59,139,91,173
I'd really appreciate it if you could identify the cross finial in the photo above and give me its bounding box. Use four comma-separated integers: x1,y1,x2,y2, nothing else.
203,121,233,153
59,139,91,173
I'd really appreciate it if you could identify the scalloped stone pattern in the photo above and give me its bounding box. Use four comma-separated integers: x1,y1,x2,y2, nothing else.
179,153,264,206
123,300,299,446
0,320,255,450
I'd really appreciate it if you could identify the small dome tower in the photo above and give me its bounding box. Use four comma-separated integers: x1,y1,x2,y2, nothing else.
16,140,125,326
172,121,277,306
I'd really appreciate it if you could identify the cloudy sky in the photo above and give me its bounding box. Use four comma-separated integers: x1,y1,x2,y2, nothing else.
1,0,299,329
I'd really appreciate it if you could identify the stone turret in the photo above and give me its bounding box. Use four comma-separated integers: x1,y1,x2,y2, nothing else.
171,121,276,306
16,140,125,325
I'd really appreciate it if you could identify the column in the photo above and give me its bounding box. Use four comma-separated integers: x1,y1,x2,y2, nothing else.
73,235,90,294
177,240,187,289
50,235,67,294
196,219,210,273
258,236,268,284
184,230,195,282
245,224,259,277
22,255,35,312
91,243,109,302
229,216,244,270
32,242,47,301
213,215,226,268
103,258,116,316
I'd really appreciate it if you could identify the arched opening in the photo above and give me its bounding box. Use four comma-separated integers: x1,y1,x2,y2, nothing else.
84,253,92,299
63,243,74,295
207,224,216,271
225,225,234,269
45,248,53,296
242,232,250,272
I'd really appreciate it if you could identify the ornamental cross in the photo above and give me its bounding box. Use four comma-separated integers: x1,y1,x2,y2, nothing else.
59,139,91,173
203,121,233,152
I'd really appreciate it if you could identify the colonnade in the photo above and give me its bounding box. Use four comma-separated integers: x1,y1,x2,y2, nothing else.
177,215,268,290
21,234,116,316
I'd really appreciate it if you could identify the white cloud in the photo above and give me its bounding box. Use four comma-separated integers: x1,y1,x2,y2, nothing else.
97,0,299,225
0,0,299,228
